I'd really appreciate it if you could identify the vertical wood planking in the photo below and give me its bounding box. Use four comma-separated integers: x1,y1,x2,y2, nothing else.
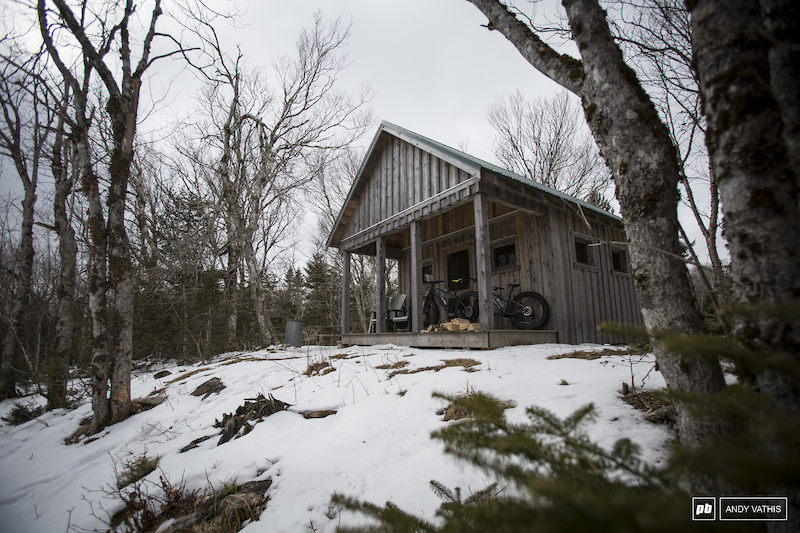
342,251,351,335
422,151,431,201
376,237,386,333
410,221,422,332
474,192,492,331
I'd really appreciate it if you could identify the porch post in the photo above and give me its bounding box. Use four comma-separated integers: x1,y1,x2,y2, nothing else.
410,220,423,332
341,251,351,336
376,236,386,333
473,192,493,331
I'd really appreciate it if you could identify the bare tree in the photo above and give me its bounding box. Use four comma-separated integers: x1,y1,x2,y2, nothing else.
0,43,55,399
44,78,78,410
488,89,610,206
691,0,800,405
464,0,727,492
38,0,173,429
612,0,727,300
180,12,371,347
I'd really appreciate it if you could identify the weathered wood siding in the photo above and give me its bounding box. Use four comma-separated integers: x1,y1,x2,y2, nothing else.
397,200,642,343
339,136,477,251
521,205,643,344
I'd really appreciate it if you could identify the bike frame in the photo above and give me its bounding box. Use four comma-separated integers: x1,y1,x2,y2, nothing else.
424,280,467,320
492,284,521,317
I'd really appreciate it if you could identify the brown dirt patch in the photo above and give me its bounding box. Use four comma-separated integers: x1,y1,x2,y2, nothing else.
166,368,210,384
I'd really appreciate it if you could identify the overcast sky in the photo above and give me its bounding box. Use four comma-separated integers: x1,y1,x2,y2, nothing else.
162,0,566,162
1,0,721,264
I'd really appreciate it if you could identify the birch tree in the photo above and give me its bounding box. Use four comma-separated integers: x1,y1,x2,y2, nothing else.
488,89,610,207
464,0,727,490
466,0,800,503
0,44,55,399
182,13,371,347
690,0,800,411
38,0,172,430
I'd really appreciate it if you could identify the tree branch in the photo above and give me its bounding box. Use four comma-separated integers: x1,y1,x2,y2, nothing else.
465,0,584,94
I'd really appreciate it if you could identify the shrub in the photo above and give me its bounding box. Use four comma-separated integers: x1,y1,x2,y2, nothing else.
2,402,45,425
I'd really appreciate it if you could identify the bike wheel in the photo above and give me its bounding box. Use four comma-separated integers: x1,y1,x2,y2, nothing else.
456,291,480,322
508,292,549,330
423,295,440,329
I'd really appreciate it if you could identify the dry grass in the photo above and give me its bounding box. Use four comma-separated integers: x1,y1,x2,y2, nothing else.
439,386,515,421
375,360,410,370
547,348,627,360
219,357,266,366
388,358,481,379
116,454,159,489
304,360,335,376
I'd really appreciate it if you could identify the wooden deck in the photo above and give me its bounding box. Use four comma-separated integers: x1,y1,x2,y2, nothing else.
341,330,558,349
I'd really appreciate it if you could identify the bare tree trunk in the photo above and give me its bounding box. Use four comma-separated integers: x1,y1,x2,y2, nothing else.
466,0,727,491
0,50,49,398
0,179,36,399
83,130,111,433
106,87,138,424
225,225,239,349
242,242,277,346
691,3,800,524
691,0,800,403
46,98,77,410
760,0,800,193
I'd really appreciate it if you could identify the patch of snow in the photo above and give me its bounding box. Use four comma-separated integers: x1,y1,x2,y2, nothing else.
0,343,672,533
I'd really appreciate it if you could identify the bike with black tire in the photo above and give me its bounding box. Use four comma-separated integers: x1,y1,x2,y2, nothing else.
457,283,549,330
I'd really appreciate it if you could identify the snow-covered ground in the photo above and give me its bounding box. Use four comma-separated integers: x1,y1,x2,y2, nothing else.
0,343,672,532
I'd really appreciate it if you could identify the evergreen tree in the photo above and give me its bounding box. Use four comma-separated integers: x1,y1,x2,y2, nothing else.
334,330,799,532
304,252,340,329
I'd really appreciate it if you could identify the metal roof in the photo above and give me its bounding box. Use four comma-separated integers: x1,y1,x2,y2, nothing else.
326,121,618,248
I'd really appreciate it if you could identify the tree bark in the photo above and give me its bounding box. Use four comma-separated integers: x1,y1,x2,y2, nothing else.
759,0,800,194
691,0,800,400
466,0,727,490
46,99,77,410
106,87,138,424
0,173,36,399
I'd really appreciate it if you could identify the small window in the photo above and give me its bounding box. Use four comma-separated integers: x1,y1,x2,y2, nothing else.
574,235,595,267
493,243,517,269
422,263,434,283
575,240,590,265
611,249,627,273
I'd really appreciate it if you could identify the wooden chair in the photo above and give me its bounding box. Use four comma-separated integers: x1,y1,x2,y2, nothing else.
387,294,408,332
369,294,408,333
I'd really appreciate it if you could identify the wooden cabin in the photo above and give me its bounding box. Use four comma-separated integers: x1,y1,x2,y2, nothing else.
327,121,643,348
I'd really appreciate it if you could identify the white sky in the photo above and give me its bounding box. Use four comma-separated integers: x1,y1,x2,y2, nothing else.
0,0,723,265
218,0,559,161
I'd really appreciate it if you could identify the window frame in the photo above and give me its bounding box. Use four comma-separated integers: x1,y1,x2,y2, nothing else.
491,237,520,273
573,232,598,270
610,246,629,275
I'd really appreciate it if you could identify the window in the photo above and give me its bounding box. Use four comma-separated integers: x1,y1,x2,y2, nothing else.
422,263,434,283
446,249,470,290
611,248,628,273
574,235,595,267
492,243,517,269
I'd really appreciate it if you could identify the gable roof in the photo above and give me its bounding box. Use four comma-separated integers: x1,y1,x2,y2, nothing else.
326,120,617,248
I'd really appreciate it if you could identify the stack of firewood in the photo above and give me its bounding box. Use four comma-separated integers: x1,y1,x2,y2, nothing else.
426,318,480,332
